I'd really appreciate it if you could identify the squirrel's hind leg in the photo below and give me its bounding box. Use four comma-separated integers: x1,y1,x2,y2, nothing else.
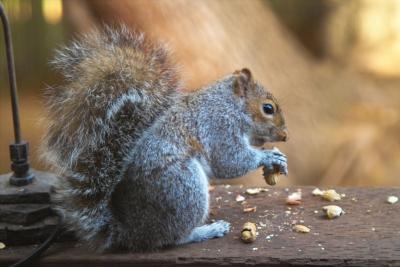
178,220,230,245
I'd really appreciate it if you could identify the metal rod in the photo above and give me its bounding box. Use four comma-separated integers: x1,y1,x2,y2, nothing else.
0,2,22,144
0,2,33,185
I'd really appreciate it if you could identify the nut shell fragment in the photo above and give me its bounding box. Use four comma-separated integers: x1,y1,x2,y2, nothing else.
263,171,279,186
236,194,245,202
387,196,398,204
245,188,268,195
322,189,341,202
293,224,310,233
286,199,301,205
286,191,302,205
246,188,261,195
323,205,344,219
312,188,324,196
241,222,257,243
243,206,257,213
287,191,301,200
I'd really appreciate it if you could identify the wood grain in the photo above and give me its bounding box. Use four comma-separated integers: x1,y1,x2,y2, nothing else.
0,186,399,267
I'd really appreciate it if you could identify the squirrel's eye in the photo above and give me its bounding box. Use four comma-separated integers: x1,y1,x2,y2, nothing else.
263,103,274,115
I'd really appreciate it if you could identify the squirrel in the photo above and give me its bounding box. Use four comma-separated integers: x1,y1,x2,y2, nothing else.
41,26,288,252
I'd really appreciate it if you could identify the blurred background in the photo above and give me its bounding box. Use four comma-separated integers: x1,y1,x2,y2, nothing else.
0,0,399,187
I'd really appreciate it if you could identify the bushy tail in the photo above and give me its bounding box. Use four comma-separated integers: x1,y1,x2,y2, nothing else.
41,25,180,249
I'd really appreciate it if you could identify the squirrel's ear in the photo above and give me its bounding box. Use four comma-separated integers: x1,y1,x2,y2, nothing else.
233,68,254,97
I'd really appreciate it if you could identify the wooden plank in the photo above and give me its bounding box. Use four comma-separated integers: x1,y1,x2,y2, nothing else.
0,186,399,267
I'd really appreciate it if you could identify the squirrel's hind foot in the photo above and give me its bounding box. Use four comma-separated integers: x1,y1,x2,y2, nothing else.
179,220,230,245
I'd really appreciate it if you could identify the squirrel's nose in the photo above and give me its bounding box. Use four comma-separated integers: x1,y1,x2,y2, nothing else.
280,128,288,142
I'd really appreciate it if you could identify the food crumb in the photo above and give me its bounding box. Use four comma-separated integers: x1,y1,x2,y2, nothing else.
387,196,398,204
245,188,269,195
312,188,324,196
293,224,310,233
286,191,302,205
243,206,257,213
323,205,344,219
286,200,301,205
322,189,341,202
236,194,245,202
266,234,274,240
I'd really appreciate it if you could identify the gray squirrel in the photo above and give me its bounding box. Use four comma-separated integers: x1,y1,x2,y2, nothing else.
41,26,288,251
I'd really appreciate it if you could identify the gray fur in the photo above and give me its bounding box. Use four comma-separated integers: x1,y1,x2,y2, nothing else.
41,26,288,252
106,75,287,251
41,26,181,250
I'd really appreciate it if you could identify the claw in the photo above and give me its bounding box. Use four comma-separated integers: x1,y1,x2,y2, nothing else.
272,151,287,158
262,149,288,177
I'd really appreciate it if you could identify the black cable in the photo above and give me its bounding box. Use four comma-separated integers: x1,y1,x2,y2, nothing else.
8,215,63,267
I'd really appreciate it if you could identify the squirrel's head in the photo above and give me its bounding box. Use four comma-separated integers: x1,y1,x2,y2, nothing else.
233,68,288,146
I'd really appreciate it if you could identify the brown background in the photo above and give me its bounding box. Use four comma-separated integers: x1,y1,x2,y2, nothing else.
1,0,400,187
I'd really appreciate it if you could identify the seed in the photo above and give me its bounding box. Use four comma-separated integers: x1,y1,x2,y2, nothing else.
0,242,5,249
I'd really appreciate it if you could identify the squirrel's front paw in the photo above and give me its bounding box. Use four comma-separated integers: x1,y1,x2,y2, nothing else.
263,149,288,175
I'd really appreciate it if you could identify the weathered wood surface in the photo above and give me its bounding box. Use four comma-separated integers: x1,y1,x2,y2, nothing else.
0,186,399,267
